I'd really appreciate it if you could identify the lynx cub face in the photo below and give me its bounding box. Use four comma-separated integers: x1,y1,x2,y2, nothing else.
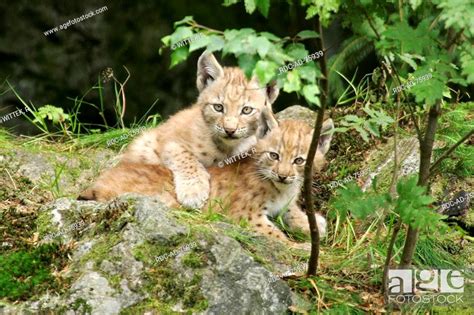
196,53,279,148
254,119,332,188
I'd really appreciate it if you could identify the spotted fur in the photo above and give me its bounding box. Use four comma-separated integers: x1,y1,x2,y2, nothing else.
118,52,279,208
79,119,334,248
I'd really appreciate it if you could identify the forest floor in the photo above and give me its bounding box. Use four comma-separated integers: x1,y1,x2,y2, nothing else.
0,105,473,314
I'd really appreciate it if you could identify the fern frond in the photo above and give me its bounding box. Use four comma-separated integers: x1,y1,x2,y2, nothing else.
328,36,375,101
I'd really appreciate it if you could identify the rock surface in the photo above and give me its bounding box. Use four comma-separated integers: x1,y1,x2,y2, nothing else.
1,194,294,314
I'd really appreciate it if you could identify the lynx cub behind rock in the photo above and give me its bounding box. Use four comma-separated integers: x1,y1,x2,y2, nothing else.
115,52,279,209
79,119,333,248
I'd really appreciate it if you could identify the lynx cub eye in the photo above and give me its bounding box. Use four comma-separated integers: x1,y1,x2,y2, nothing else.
212,104,224,112
241,106,253,115
294,157,305,165
268,152,280,160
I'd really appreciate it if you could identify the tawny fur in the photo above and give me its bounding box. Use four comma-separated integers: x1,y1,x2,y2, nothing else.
79,119,334,248
118,52,279,209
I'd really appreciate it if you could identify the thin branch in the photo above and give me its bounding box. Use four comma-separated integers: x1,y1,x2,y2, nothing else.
303,18,328,276
112,66,131,129
399,101,441,268
189,21,225,35
429,129,474,175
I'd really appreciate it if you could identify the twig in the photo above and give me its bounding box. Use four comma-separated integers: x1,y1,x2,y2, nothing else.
189,21,225,35
112,66,131,129
5,169,17,190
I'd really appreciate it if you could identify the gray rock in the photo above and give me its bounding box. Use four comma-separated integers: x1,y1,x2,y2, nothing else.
68,271,122,315
201,236,292,315
133,196,189,243
276,105,317,126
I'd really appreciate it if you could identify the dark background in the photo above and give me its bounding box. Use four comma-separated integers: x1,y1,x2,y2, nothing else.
0,0,350,134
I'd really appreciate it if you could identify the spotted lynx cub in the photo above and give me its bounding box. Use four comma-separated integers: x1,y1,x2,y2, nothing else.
116,52,279,209
79,119,333,247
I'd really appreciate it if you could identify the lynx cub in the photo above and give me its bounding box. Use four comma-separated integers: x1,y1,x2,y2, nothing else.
79,119,333,247
118,52,279,209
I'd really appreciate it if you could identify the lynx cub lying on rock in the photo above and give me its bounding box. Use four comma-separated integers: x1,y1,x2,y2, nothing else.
79,119,333,247
119,52,279,209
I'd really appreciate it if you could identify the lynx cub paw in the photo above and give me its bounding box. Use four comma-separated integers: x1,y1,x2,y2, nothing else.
175,177,209,209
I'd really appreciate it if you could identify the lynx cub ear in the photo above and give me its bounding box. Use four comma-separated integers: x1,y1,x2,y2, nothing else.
317,118,334,155
257,105,279,138
196,52,224,92
264,80,279,104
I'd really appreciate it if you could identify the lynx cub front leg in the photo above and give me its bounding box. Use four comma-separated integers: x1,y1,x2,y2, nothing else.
248,211,310,250
162,142,210,209
284,204,327,237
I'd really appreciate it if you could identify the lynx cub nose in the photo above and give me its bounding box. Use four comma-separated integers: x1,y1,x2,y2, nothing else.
225,128,236,136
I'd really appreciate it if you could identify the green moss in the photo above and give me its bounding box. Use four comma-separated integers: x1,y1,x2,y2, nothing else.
71,298,93,314
80,234,121,267
0,244,69,301
182,251,205,268
130,237,209,313
35,210,54,237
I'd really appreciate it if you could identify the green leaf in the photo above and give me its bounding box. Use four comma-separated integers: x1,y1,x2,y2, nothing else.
253,60,278,85
285,43,308,60
244,0,256,14
206,35,225,52
170,27,194,46
260,31,280,41
437,0,474,37
255,0,270,17
222,0,239,6
302,84,320,106
460,47,474,84
173,16,193,28
398,53,418,70
170,47,189,68
283,71,301,93
248,36,271,58
161,35,171,46
238,54,258,78
408,0,422,10
381,20,435,55
297,64,318,83
189,34,210,52
296,30,319,39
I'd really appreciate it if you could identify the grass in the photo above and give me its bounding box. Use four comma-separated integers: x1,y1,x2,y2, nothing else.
1,79,473,313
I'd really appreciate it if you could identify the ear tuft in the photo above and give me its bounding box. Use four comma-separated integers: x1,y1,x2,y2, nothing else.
265,80,279,104
257,106,279,138
196,52,224,92
317,118,334,155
